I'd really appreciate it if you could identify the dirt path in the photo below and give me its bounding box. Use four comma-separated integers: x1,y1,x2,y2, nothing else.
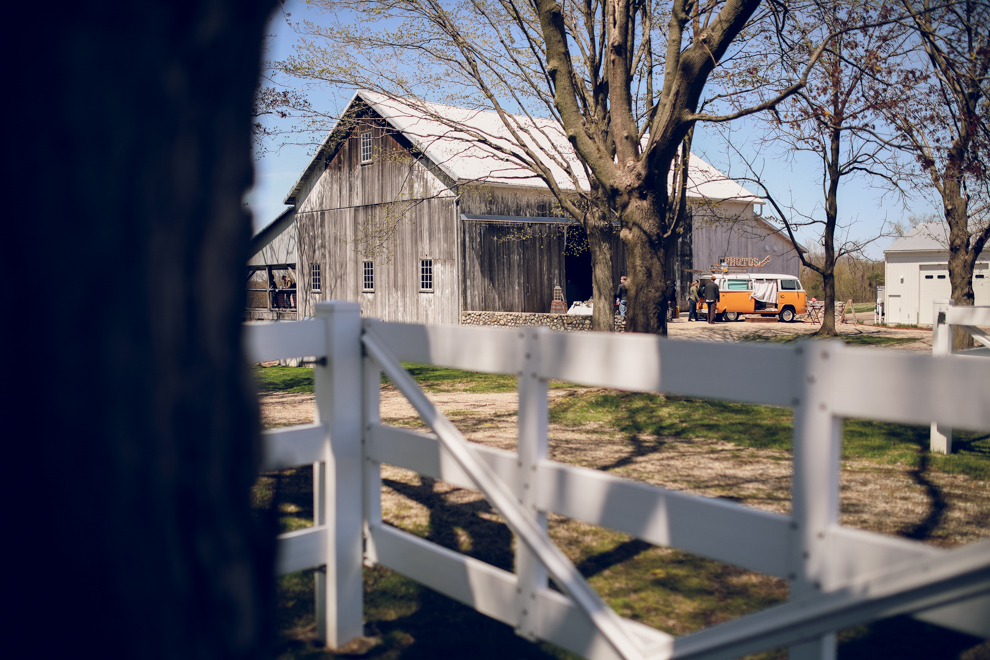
665,317,934,352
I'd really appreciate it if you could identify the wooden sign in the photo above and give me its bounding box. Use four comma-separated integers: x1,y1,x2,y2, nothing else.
717,256,772,268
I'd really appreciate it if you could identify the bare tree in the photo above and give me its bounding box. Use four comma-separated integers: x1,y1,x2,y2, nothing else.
883,0,990,348
726,0,910,334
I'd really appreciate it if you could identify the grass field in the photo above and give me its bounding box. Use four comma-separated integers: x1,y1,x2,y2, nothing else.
549,391,989,480
254,363,990,660
255,363,573,395
739,332,919,347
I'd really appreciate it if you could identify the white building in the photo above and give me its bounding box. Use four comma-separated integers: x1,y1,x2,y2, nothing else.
883,223,988,325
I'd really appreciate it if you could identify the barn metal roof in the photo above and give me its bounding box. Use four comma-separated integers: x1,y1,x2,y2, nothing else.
884,223,951,253
284,90,761,207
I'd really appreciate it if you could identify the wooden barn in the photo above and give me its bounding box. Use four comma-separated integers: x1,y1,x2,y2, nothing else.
246,207,298,321
273,90,800,324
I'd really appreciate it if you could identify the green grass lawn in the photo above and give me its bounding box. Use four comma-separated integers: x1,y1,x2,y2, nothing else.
739,332,919,347
255,363,579,396
255,365,317,393
550,390,989,480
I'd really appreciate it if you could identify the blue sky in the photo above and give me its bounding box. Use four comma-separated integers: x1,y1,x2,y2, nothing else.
244,1,941,259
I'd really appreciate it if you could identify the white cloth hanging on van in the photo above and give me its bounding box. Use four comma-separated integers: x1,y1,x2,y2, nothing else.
751,280,777,303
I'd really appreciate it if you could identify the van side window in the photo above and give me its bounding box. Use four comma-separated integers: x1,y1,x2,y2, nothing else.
726,279,751,290
780,279,799,290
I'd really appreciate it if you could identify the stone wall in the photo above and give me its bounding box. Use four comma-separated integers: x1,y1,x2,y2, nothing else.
461,311,626,332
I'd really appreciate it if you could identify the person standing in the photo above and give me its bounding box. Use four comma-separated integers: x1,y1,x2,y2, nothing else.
703,275,720,324
615,275,628,317
666,281,678,322
688,280,700,321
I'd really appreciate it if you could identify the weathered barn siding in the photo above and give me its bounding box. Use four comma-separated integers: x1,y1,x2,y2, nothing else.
461,220,566,312
296,117,451,213
293,115,460,325
692,203,799,277
356,199,459,324
459,185,561,216
248,208,296,267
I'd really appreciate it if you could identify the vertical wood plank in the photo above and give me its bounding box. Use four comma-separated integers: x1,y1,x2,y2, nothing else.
515,327,549,640
362,336,383,565
313,301,365,649
930,299,954,453
789,340,842,660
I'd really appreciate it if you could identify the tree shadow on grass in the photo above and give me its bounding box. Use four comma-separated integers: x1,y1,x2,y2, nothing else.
383,476,515,571
574,539,652,578
902,451,949,541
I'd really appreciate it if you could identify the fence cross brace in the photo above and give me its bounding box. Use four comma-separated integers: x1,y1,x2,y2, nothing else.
362,324,648,660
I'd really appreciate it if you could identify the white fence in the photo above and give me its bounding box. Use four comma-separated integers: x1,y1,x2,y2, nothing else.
930,300,990,454
247,301,990,660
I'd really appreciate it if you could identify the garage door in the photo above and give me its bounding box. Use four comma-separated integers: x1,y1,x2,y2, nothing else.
976,263,989,306
919,265,951,325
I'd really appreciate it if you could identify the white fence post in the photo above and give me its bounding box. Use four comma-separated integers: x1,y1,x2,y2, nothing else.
930,299,954,454
789,341,843,660
362,322,383,565
313,301,365,649
515,327,549,641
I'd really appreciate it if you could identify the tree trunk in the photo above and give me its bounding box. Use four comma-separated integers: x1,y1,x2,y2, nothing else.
944,162,978,351
815,124,842,338
819,269,838,335
587,209,616,332
8,1,278,658
622,195,667,335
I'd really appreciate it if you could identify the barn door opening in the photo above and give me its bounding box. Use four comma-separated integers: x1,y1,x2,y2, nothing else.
564,225,593,304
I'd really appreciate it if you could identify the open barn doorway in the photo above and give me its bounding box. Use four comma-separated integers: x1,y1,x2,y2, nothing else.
564,225,593,304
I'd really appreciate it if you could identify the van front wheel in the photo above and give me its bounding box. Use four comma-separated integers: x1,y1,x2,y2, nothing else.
724,311,739,322
779,307,796,323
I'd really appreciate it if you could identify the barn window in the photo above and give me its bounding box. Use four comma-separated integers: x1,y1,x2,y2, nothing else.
925,275,934,279
362,261,375,291
937,275,946,279
420,259,434,292
977,274,986,279
310,263,321,292
360,132,373,164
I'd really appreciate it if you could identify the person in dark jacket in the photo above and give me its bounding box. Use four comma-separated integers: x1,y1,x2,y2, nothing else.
615,275,628,317
703,275,720,324
688,280,700,321
666,282,678,322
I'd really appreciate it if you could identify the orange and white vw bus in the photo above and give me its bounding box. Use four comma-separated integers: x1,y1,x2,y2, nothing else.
698,273,807,322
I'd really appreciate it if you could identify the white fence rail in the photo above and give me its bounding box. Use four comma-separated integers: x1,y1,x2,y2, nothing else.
246,301,990,660
930,300,990,454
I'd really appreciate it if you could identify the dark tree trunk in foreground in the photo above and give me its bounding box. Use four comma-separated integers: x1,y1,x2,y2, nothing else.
7,1,277,658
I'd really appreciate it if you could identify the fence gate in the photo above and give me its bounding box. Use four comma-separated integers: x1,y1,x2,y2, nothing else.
246,301,990,660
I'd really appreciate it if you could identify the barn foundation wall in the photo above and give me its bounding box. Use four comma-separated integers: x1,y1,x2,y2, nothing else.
461,311,626,332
